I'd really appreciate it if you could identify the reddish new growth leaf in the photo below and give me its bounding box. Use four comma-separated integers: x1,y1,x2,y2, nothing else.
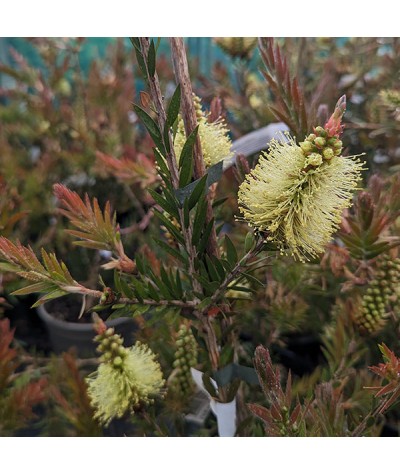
258,37,313,138
53,184,135,273
248,346,305,436
53,183,118,251
96,151,158,188
324,95,346,137
367,344,400,414
0,319,47,434
0,237,96,306
0,319,18,389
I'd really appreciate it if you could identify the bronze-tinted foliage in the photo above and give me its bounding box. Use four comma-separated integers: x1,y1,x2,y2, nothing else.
248,346,305,436
0,319,47,435
258,37,315,138
46,352,102,436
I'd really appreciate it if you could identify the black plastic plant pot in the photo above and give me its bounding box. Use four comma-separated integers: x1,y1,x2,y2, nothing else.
37,302,137,358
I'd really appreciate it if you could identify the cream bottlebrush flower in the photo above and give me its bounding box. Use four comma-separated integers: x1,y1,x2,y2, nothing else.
86,339,165,426
173,96,234,168
238,133,364,261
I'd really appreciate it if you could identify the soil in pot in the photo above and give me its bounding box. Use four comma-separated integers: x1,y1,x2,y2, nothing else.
37,294,138,357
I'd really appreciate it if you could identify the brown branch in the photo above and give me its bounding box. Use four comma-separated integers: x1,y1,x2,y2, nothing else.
169,37,219,259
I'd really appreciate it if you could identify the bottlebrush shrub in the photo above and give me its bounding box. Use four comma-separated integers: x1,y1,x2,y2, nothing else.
0,37,375,431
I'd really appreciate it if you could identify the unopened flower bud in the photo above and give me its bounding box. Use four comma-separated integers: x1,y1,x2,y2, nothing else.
323,148,334,160
314,126,327,137
314,137,326,148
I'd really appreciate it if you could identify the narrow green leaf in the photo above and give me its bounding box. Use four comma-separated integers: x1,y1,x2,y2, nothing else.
148,189,180,221
133,105,165,153
225,235,238,266
12,282,50,296
205,255,220,282
211,255,226,281
149,271,173,300
179,152,193,187
152,208,184,245
179,125,199,168
31,290,68,308
166,84,181,128
153,238,187,264
187,175,207,211
175,161,224,205
148,39,156,77
147,283,160,302
192,198,208,245
154,148,170,179
197,217,214,255
244,232,255,253
135,253,147,275
175,269,183,297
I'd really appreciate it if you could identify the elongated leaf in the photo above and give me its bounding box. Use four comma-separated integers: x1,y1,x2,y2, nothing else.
133,105,165,153
179,125,199,168
225,235,238,267
148,39,156,77
154,148,170,178
152,208,184,245
153,238,187,264
12,282,51,296
175,161,224,205
166,84,181,128
179,152,193,188
197,217,214,255
148,188,179,221
192,198,208,245
188,175,207,211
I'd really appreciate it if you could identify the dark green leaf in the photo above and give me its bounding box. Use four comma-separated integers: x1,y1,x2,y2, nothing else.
175,161,224,205
211,256,226,281
135,253,147,275
179,152,193,187
133,105,165,154
149,271,173,300
166,84,181,128
213,363,259,387
192,198,208,245
148,188,180,221
179,125,199,168
205,255,220,282
153,238,187,264
154,148,170,179
225,235,238,266
188,174,207,211
148,39,156,77
152,208,184,245
197,218,214,255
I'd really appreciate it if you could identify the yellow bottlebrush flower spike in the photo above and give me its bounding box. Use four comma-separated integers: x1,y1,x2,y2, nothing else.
86,327,164,426
214,37,258,59
238,97,365,261
173,95,234,168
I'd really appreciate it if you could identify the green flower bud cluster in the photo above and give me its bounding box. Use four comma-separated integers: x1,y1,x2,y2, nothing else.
169,324,198,398
300,126,343,169
94,327,128,369
355,256,400,334
275,405,301,437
